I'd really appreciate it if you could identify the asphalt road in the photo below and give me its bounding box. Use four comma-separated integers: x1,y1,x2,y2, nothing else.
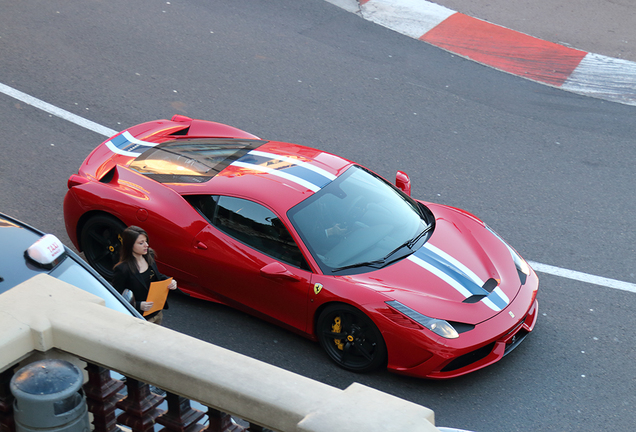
1,1,635,431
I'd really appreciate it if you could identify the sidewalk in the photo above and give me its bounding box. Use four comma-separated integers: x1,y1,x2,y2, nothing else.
327,0,636,106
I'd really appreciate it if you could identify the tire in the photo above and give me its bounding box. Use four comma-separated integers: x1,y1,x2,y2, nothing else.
317,304,387,373
80,214,126,281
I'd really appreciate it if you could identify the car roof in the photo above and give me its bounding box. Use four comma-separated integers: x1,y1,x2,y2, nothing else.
0,213,142,317
0,213,141,318
165,140,355,211
0,213,51,291
81,117,355,212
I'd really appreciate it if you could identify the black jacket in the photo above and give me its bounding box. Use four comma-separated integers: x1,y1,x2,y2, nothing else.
112,258,169,318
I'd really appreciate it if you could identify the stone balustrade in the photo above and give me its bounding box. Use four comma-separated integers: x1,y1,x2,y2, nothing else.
0,274,439,432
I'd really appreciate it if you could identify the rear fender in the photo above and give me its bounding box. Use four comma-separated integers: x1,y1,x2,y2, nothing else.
104,165,208,235
68,165,207,250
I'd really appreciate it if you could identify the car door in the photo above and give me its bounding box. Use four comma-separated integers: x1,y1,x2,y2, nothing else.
188,195,313,333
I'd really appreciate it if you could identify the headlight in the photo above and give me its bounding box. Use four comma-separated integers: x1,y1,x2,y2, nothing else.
386,301,459,339
486,225,531,280
511,248,530,276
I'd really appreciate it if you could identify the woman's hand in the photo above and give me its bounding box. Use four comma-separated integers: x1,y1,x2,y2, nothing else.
168,280,177,290
140,301,154,312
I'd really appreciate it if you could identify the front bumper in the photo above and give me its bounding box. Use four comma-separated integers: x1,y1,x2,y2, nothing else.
384,268,539,379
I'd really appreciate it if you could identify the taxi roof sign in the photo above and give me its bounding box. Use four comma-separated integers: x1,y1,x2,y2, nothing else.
26,234,66,267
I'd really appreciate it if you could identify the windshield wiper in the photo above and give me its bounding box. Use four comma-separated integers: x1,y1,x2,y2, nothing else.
330,223,433,273
407,223,433,248
380,223,433,262
331,259,386,273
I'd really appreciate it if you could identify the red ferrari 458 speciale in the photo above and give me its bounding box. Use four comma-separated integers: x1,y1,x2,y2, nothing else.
64,115,538,379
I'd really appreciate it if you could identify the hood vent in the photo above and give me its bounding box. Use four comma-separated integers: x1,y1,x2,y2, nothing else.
462,294,485,304
462,278,499,304
482,278,499,293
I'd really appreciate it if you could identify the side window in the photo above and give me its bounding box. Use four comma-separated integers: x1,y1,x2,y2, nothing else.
190,195,219,222
190,195,309,270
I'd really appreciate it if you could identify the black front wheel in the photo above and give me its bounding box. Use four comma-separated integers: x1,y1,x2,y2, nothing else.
80,214,126,280
317,304,387,373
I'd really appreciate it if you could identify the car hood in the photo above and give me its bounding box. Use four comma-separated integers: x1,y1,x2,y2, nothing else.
353,204,523,325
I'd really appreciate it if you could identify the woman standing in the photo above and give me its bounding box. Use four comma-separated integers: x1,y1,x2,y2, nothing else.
112,226,177,324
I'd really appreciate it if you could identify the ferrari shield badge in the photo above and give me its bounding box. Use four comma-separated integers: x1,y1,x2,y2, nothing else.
313,283,323,295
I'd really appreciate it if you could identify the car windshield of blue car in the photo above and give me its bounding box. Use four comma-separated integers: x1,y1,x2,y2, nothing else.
288,165,433,274
49,258,131,315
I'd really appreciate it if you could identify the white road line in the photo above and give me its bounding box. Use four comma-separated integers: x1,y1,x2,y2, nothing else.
528,261,636,294
3,82,636,294
0,82,117,137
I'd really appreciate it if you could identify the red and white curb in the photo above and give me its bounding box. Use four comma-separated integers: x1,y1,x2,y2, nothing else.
327,0,636,106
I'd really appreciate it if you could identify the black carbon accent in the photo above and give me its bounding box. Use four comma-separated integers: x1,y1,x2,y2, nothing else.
441,342,495,372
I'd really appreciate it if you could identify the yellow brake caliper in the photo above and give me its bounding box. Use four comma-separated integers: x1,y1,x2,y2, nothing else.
111,233,123,252
332,316,344,350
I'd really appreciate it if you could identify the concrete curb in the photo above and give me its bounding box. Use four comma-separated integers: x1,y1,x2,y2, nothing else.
327,0,636,106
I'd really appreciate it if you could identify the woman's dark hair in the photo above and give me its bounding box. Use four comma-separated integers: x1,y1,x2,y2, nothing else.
113,225,156,272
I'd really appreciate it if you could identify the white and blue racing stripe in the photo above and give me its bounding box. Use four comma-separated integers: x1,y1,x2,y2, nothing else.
409,243,510,312
424,244,484,287
105,131,158,157
488,286,510,311
232,150,336,192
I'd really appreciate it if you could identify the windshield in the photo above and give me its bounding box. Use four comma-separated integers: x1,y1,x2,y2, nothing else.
288,166,432,274
49,257,132,315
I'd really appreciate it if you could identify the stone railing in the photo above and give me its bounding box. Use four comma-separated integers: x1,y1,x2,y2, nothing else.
0,274,440,432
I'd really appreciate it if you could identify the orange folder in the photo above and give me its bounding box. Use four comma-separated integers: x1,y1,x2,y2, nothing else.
143,278,172,316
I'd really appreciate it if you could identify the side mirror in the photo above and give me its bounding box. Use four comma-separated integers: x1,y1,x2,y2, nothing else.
122,289,136,306
395,171,411,196
260,262,301,282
